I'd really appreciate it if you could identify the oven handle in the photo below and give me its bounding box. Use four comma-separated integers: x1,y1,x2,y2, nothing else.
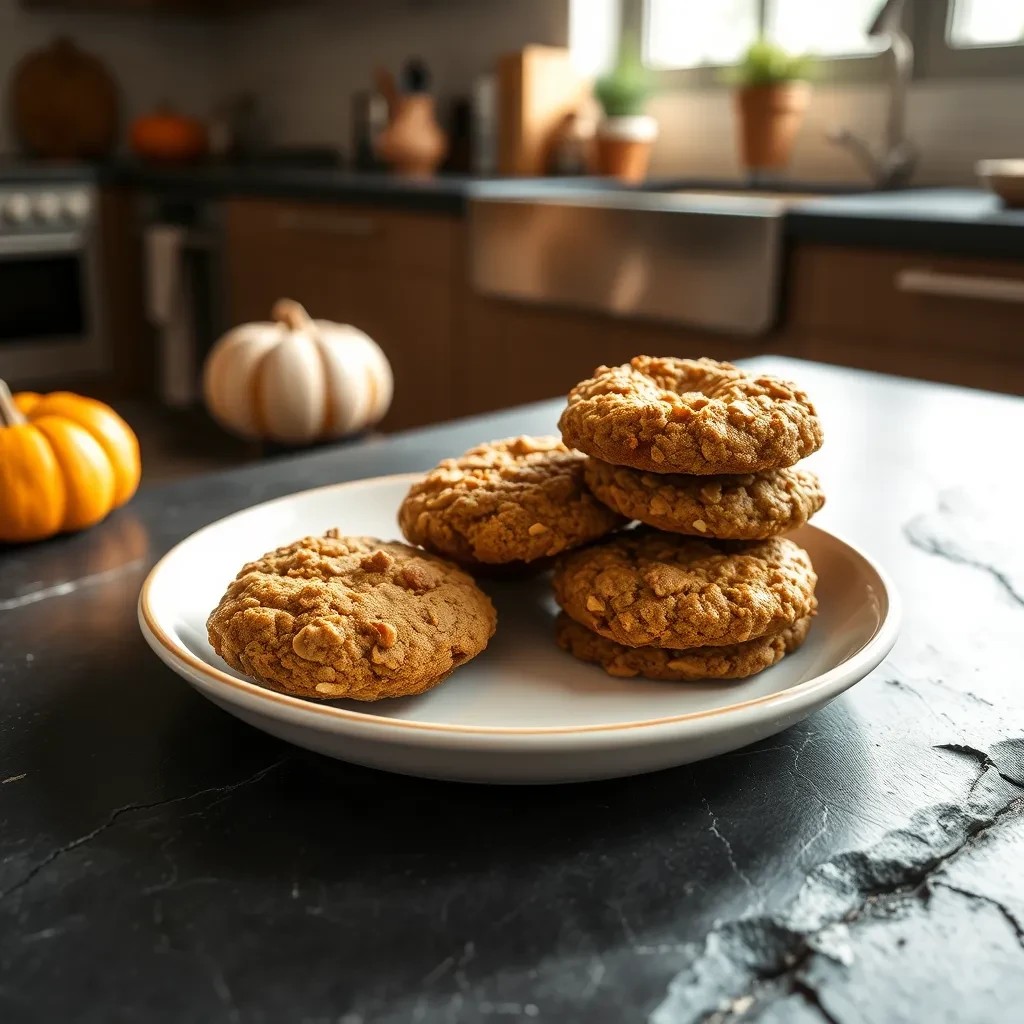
0,233,85,258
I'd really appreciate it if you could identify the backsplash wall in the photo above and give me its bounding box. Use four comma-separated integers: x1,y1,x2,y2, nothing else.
646,76,1024,185
0,0,1019,184
211,0,568,155
0,0,215,154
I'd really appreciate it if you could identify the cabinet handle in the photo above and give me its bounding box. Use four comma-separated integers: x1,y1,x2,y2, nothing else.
276,210,378,238
896,268,1024,304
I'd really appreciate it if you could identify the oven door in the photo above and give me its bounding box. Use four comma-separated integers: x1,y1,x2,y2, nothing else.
0,232,105,386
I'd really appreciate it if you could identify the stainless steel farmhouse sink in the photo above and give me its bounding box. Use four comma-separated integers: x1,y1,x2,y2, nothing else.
468,188,807,335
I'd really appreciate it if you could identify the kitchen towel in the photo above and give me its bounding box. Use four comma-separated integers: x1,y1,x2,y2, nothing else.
144,224,196,407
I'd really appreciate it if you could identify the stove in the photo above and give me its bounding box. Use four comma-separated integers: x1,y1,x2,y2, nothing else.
0,180,104,387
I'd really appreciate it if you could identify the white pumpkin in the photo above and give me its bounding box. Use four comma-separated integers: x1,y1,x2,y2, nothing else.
203,299,393,444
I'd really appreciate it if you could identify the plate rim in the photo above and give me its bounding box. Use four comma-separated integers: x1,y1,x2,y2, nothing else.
139,472,902,738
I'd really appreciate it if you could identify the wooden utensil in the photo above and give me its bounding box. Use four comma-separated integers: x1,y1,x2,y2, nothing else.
10,37,119,160
497,46,588,176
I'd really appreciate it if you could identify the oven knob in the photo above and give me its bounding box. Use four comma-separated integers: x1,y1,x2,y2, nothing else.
63,191,92,223
34,192,63,224
3,193,32,224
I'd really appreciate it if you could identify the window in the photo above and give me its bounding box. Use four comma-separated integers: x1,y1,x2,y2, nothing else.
642,0,883,71
645,0,759,70
570,0,1024,82
948,0,1024,48
765,0,885,59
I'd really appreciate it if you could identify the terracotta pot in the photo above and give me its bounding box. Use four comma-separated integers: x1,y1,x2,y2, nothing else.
375,94,447,177
734,82,810,172
594,115,657,183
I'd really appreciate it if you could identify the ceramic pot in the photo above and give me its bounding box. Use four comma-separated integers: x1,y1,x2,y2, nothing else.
734,82,810,172
375,94,447,177
594,114,658,183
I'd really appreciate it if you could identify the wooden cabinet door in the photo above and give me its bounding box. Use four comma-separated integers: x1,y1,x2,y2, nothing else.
454,293,768,419
787,244,1024,394
224,198,458,430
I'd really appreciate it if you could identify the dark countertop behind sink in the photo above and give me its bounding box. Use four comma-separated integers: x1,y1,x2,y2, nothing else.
787,187,1024,259
1,358,1022,1023
102,161,625,214
1,161,1020,257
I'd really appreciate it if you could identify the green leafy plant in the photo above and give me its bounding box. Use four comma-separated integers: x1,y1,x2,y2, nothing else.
728,39,812,87
594,37,653,117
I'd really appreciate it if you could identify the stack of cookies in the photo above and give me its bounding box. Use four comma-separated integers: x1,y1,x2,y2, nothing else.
553,356,824,681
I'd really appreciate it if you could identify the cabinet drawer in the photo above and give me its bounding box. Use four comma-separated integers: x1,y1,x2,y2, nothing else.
225,198,457,277
787,244,1024,359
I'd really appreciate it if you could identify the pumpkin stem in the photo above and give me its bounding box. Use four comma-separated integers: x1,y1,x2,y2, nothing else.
0,379,27,428
272,298,314,332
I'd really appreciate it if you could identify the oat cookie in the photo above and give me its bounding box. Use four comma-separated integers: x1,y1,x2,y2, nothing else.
559,356,823,475
207,530,496,701
584,459,824,540
552,530,816,649
398,436,625,566
555,610,814,681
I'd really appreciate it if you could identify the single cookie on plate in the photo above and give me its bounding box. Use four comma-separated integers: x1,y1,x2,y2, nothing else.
207,530,496,701
559,356,823,475
398,435,626,567
555,609,814,681
584,459,824,540
553,529,816,650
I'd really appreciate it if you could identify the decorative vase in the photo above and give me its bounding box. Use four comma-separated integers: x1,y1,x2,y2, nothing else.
594,114,658,183
734,82,810,174
376,94,447,177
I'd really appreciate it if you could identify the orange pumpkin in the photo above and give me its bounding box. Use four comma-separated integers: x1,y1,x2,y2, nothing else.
129,104,208,163
0,379,141,544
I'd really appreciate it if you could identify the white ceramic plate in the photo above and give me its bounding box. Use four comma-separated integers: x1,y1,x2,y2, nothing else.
139,474,900,784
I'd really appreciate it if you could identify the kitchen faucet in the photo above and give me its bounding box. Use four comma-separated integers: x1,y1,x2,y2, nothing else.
828,0,917,189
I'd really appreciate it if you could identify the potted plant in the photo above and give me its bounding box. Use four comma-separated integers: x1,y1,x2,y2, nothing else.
731,40,811,178
593,40,656,183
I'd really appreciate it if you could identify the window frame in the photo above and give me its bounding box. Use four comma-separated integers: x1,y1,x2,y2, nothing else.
917,0,1024,78
628,0,1024,85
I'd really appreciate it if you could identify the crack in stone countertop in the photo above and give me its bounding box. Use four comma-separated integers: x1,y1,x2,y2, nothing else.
197,947,241,1024
702,799,754,893
0,758,289,904
791,977,843,1024
0,559,146,613
933,882,1024,947
904,494,1024,608
650,735,1024,1024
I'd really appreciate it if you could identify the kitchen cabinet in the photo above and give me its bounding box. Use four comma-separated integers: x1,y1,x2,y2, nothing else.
454,290,767,419
222,199,1024,435
224,198,459,431
97,187,154,399
786,244,1024,395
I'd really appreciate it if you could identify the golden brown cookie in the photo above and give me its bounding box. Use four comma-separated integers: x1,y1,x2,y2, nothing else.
552,530,816,649
559,356,823,474
207,530,496,701
398,436,625,566
584,459,824,540
555,610,814,681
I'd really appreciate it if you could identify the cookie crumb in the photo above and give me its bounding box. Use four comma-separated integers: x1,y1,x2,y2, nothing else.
360,550,394,573
370,621,398,648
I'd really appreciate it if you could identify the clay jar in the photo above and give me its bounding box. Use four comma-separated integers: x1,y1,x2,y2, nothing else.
376,94,447,177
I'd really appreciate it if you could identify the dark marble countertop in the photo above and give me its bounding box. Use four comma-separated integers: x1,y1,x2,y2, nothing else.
1,357,1022,1023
